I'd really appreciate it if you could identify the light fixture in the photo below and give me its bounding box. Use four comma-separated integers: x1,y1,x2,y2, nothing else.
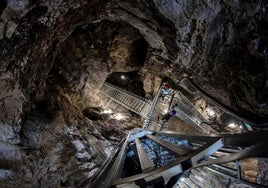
103,109,112,114
164,109,168,114
120,74,126,80
114,113,124,120
207,108,215,117
228,123,236,128
180,178,185,182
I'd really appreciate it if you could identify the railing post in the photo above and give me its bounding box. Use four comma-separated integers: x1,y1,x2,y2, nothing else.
143,85,162,129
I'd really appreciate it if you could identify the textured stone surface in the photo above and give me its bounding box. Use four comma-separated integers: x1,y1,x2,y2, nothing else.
0,0,267,186
0,140,22,169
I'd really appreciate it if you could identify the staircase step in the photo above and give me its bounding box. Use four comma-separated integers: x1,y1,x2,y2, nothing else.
137,102,146,112
135,101,143,112
189,174,212,188
204,166,234,180
177,182,188,188
210,164,237,177
183,177,200,188
219,147,241,153
209,156,237,167
192,168,225,188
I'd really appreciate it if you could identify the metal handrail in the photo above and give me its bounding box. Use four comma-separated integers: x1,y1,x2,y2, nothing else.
180,77,268,128
175,107,207,133
100,82,152,117
177,91,207,122
89,130,268,187
142,84,162,129
102,82,152,103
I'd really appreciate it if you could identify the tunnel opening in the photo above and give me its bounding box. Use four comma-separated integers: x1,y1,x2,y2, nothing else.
105,71,146,97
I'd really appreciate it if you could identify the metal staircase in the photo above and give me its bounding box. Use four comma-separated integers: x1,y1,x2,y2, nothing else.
99,82,152,118
89,129,268,187
100,82,208,132
173,92,208,133
179,78,268,131
94,82,268,188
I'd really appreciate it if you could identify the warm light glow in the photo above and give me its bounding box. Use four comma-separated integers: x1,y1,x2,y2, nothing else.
164,109,168,114
228,123,236,128
103,109,112,114
208,108,215,117
114,113,124,120
120,75,126,80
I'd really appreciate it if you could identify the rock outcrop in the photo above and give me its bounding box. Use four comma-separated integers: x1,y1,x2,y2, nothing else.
0,0,267,186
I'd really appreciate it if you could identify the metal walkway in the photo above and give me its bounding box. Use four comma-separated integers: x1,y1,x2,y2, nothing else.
89,129,268,187
179,77,268,131
99,82,152,118
95,82,268,187
172,91,208,133
100,82,209,132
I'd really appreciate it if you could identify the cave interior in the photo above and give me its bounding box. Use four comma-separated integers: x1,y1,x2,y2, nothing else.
0,0,268,187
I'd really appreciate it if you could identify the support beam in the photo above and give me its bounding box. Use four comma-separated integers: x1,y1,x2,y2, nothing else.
157,131,268,147
135,138,154,172
190,139,224,165
147,135,193,156
102,133,131,187
113,163,182,186
104,98,113,108
236,160,241,180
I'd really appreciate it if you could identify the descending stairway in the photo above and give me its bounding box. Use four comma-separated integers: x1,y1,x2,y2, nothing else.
95,82,268,188
179,78,268,131
99,82,152,117
173,92,208,133
99,82,208,131
89,129,268,187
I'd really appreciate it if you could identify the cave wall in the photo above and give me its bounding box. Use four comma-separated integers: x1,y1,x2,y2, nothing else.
0,0,268,186
1,0,267,128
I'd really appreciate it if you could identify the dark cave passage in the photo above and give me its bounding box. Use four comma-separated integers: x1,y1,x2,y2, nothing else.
106,71,146,97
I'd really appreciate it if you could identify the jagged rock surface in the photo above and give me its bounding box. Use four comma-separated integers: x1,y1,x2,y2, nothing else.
0,0,267,187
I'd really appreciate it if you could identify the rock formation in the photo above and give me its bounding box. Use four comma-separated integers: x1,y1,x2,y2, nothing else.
0,0,267,187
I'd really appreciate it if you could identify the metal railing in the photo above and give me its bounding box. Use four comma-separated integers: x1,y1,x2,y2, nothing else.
99,82,152,118
180,77,268,130
89,129,268,187
142,84,162,129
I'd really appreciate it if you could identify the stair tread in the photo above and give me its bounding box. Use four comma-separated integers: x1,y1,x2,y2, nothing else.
183,178,199,188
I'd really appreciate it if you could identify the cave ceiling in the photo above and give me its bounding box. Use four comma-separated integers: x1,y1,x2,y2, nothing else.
0,0,268,125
